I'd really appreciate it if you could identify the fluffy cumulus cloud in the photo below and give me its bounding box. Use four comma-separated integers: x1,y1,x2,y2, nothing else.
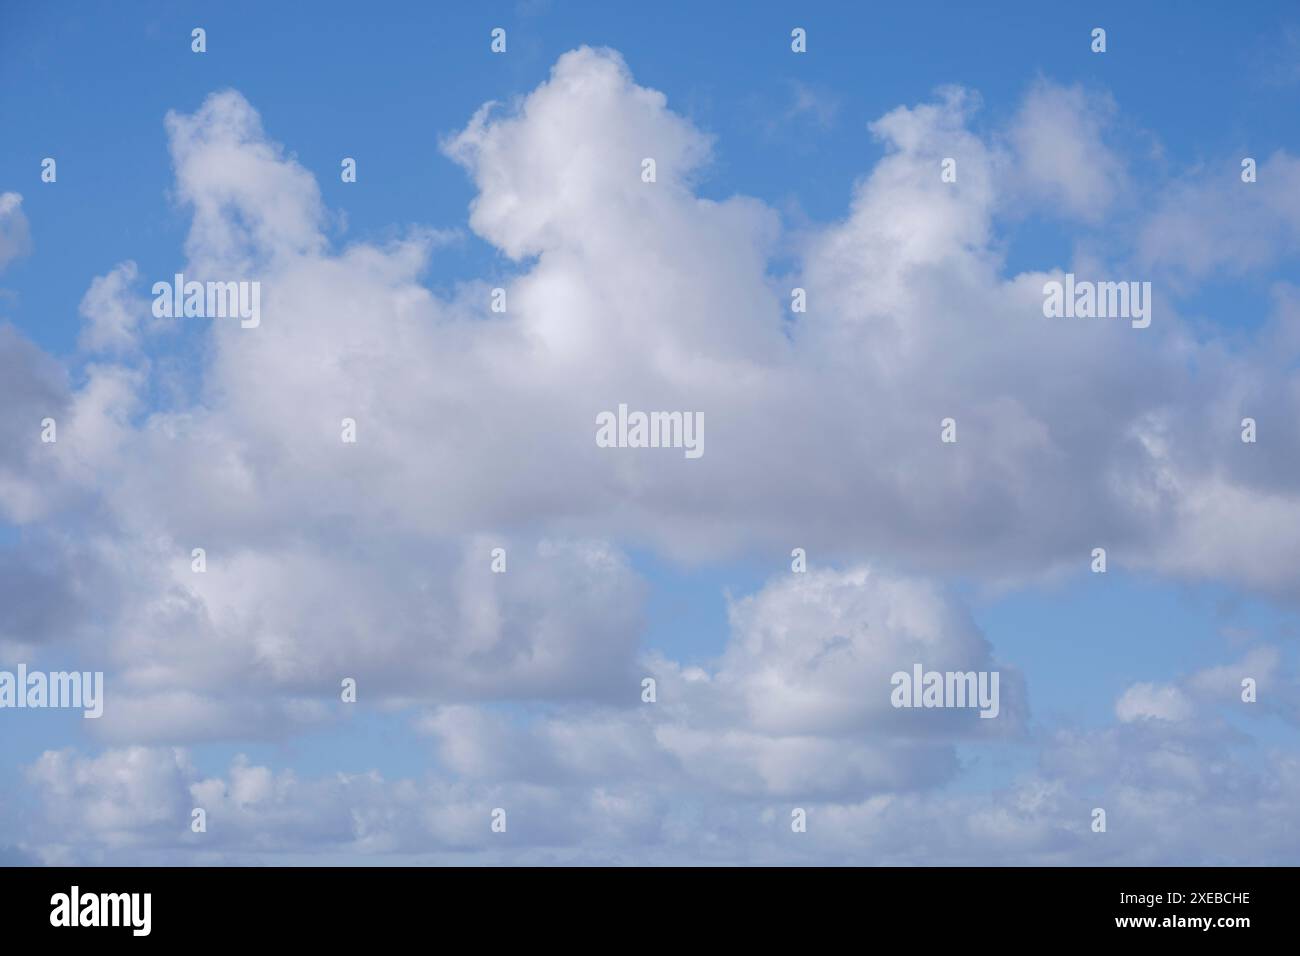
1006,81,1129,222
78,261,147,354
4,47,1300,864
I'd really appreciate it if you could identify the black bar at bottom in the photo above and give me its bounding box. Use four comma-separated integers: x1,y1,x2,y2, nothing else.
0,866,1284,943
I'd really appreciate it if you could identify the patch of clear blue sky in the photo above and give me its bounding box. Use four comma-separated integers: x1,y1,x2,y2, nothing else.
1,1,1298,788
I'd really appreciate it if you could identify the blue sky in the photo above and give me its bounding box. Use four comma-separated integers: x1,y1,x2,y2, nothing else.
2,1,1299,865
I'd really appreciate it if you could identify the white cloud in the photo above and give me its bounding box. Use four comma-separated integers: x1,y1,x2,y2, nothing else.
78,261,146,353
165,90,327,272
0,192,31,272
17,52,1296,601
1116,682,1193,722
1006,81,1128,222
413,567,1024,802
19,704,1300,864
